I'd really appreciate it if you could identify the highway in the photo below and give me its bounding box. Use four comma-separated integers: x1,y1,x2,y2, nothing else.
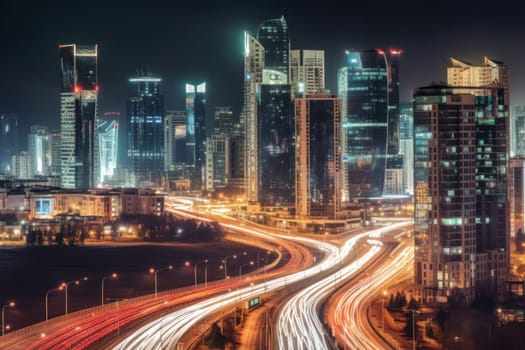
326,236,413,349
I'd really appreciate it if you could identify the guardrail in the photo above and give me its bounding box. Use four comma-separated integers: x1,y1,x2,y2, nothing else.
366,304,402,350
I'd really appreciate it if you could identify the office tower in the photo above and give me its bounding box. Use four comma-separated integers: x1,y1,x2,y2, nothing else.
229,123,245,191
257,79,293,206
128,75,164,188
399,102,414,195
11,151,31,179
164,110,186,171
97,112,119,184
205,134,230,191
290,49,325,98
509,158,525,254
295,93,342,219
59,44,98,189
513,106,525,156
242,32,265,202
28,125,51,177
337,49,400,200
447,57,509,92
49,131,61,176
214,106,233,136
256,16,289,78
0,113,19,174
185,83,206,190
383,155,404,196
414,84,509,304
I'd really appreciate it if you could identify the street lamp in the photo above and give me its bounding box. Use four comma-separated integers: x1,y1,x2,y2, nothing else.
45,285,64,321
62,277,88,315
239,261,254,278
150,265,173,298
192,259,208,290
223,252,247,279
2,301,14,336
101,273,118,305
382,290,388,333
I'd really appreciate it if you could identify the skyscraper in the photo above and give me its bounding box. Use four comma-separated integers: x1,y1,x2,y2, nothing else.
128,75,164,188
0,113,19,174
290,50,325,98
414,84,509,304
399,103,414,195
28,125,51,177
164,110,186,171
205,134,230,191
513,105,525,157
256,16,289,78
214,106,233,136
97,112,119,185
49,131,61,176
242,32,265,202
11,151,31,179
185,83,206,190
337,49,400,200
295,93,342,219
59,44,98,189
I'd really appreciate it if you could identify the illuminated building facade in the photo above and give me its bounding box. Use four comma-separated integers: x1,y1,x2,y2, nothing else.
185,83,206,190
97,112,119,185
60,44,98,189
11,151,31,179
256,16,289,79
28,125,51,177
513,105,525,157
295,94,342,219
337,49,401,200
414,84,509,304
50,131,61,176
205,134,230,191
399,103,414,195
164,110,186,171
242,32,265,202
128,76,164,187
0,113,18,174
290,50,325,98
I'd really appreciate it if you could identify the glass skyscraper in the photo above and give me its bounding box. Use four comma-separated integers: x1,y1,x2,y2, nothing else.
97,112,119,185
128,76,164,187
295,94,342,219
256,16,289,78
59,44,98,189
338,49,400,200
185,83,206,190
164,110,186,171
28,125,51,177
0,113,18,174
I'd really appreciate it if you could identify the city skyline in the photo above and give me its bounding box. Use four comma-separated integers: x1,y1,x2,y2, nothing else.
1,2,525,143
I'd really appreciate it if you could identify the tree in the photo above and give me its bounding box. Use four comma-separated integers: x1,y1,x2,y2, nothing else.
389,293,395,308
403,310,419,338
436,308,450,332
206,322,227,349
407,297,420,311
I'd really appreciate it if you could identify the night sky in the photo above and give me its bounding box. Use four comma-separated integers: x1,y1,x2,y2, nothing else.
1,1,523,145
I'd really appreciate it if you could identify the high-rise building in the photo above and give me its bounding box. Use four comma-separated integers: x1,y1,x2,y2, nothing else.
128,75,164,188
28,125,51,177
97,112,119,185
11,151,31,179
414,84,509,304
242,32,265,202
337,49,400,200
513,105,525,157
256,16,289,78
59,44,98,189
205,134,230,191
447,57,509,92
399,102,414,195
164,110,186,171
185,83,206,190
49,131,61,176
0,114,19,174
509,158,525,253
290,50,325,98
295,93,342,219
257,77,293,206
214,106,233,136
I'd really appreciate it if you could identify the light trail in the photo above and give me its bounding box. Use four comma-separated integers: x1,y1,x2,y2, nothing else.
332,245,413,349
113,222,409,350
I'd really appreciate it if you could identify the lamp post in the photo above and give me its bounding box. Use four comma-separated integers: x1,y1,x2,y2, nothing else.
193,260,208,290
2,301,14,336
63,277,87,315
239,261,254,278
223,252,246,279
150,265,173,298
382,290,387,333
101,273,118,305
45,285,64,321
